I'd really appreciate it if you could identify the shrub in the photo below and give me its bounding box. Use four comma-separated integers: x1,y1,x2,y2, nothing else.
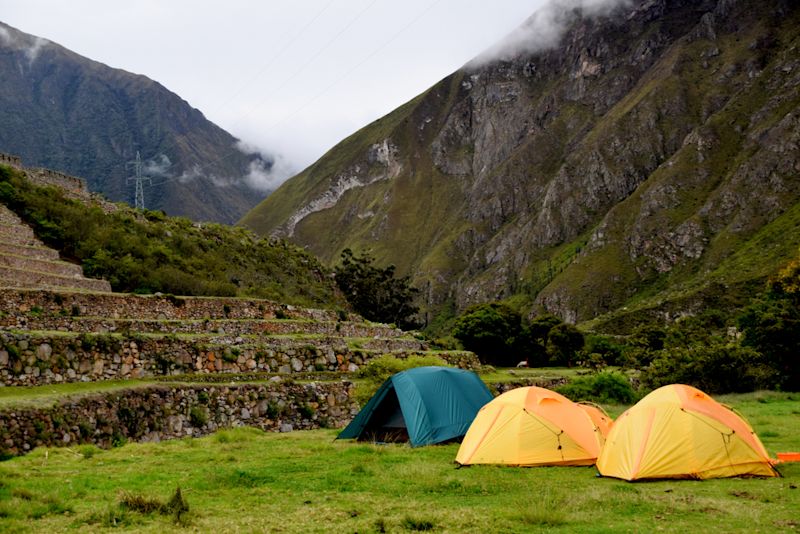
118,486,189,525
556,372,637,404
357,354,447,381
638,343,774,394
452,302,523,366
583,335,624,366
354,354,448,405
298,403,316,419
738,297,799,391
401,516,435,531
188,406,208,427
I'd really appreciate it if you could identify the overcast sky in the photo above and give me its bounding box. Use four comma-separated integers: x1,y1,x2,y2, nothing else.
1,0,548,181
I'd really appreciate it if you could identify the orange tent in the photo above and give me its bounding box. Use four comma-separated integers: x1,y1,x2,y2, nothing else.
596,384,779,480
455,386,611,466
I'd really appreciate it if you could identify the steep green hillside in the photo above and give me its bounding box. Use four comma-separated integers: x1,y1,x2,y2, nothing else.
0,164,344,308
242,0,800,332
0,22,270,224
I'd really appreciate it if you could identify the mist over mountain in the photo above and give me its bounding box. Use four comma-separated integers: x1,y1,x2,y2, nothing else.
242,0,800,331
0,22,274,224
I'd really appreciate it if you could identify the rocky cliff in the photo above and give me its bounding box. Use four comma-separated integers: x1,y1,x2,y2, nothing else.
241,0,800,331
0,22,270,224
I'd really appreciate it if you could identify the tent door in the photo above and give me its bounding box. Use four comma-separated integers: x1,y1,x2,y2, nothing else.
362,388,409,443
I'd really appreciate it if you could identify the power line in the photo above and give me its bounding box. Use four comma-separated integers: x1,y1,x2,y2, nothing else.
206,0,337,117
162,0,444,183
225,0,381,133
96,1,445,201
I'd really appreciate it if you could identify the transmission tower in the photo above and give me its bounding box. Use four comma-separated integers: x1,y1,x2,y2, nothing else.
127,151,152,210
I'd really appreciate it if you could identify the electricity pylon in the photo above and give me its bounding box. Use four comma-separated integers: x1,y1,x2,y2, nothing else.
127,151,152,210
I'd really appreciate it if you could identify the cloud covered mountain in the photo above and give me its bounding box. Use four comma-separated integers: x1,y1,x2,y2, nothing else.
242,0,800,330
0,21,275,223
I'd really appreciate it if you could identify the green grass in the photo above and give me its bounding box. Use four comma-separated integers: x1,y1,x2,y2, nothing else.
479,367,585,383
0,392,796,532
0,380,159,409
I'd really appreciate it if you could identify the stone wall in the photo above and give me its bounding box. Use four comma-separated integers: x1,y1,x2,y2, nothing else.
0,288,351,322
0,380,357,457
26,167,88,196
0,330,452,386
0,153,22,169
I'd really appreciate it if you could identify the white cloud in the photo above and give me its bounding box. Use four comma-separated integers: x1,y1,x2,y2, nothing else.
143,154,172,178
25,36,48,62
1,2,555,175
235,141,297,192
470,0,632,66
0,24,50,63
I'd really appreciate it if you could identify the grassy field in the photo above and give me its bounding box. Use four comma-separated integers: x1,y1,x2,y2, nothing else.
0,391,797,533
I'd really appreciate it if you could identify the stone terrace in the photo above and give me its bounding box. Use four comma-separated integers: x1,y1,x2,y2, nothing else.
0,158,481,456
0,204,111,292
0,288,477,387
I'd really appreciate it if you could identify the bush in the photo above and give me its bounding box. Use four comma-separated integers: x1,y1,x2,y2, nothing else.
354,355,448,405
738,297,799,391
452,303,523,366
638,343,774,394
556,372,637,404
188,406,208,428
583,335,624,367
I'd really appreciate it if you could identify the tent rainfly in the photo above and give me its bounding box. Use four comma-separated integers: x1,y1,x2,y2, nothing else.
455,386,612,466
337,366,494,447
596,384,780,480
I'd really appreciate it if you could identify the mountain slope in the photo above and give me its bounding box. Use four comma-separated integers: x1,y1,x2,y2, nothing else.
0,22,270,224
241,0,800,331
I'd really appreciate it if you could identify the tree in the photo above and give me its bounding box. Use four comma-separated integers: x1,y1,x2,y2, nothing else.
737,249,800,391
334,249,420,329
545,322,585,367
452,303,523,366
738,298,799,391
525,314,563,366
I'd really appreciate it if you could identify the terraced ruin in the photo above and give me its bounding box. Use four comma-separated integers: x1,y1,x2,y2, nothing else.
0,156,477,458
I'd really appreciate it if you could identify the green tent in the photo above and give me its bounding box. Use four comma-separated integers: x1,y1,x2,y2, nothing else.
337,366,493,447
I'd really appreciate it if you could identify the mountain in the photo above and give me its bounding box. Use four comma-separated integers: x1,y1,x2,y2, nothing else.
241,0,800,332
0,22,271,224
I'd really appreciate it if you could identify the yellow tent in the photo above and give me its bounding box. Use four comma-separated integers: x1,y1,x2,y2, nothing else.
596,384,779,480
455,386,610,466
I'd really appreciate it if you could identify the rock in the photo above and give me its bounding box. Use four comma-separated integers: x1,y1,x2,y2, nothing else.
36,343,52,361
0,351,7,367
18,340,28,351
291,358,303,372
246,359,257,369
280,423,293,433
278,365,291,374
241,408,250,420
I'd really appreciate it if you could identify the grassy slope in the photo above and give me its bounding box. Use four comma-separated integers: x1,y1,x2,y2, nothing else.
0,164,345,309
0,392,797,533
